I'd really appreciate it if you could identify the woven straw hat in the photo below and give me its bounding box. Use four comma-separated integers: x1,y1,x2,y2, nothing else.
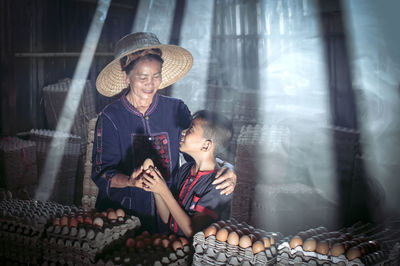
96,32,193,97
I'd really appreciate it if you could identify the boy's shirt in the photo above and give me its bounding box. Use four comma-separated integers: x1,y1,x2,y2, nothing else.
167,161,232,236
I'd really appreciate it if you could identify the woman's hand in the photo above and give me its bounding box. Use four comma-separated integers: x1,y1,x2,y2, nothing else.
141,167,168,195
212,168,237,195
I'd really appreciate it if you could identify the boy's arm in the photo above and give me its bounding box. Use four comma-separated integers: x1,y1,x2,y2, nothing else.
142,168,194,237
153,193,170,223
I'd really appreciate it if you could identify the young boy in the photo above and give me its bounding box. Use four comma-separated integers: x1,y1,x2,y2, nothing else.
142,110,233,237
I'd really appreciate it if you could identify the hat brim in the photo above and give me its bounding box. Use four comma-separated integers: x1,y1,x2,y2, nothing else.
96,44,193,97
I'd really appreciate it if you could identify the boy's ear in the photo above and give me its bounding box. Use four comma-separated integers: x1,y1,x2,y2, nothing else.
201,139,213,151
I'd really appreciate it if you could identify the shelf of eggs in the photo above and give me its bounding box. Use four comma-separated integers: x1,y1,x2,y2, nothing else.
43,208,140,265
192,220,281,265
277,222,400,265
95,231,192,265
0,199,82,265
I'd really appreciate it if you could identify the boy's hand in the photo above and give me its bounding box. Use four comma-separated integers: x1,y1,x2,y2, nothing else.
212,168,237,195
127,166,144,187
142,167,168,194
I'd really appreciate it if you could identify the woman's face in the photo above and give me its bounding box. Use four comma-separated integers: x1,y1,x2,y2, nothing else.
125,58,162,102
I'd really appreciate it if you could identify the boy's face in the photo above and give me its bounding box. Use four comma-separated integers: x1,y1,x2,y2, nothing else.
179,118,207,156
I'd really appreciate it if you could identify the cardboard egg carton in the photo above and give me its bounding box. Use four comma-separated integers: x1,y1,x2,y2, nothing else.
43,210,140,264
277,222,400,265
95,231,192,266
193,220,280,265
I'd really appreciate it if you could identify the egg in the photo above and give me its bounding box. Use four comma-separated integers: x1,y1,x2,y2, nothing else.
261,237,271,248
126,238,136,248
115,208,125,218
76,215,84,224
217,220,226,227
303,238,317,252
239,235,252,248
93,217,104,228
346,246,361,261
136,240,145,249
216,228,229,242
241,228,251,235
152,233,161,239
68,217,78,228
331,242,345,256
107,210,117,220
143,158,154,170
152,237,162,247
172,240,183,251
316,240,329,255
162,238,170,248
289,236,303,249
204,225,217,238
60,216,69,227
248,233,257,243
101,211,108,218
53,218,60,226
141,231,150,237
143,237,152,246
179,236,189,246
168,234,177,241
252,241,265,254
227,231,240,246
84,216,93,225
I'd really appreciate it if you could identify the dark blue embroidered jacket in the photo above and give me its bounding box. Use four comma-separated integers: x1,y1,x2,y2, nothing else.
91,92,191,232
168,162,232,236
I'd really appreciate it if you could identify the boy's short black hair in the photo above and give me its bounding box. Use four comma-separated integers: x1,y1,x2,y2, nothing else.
192,110,233,154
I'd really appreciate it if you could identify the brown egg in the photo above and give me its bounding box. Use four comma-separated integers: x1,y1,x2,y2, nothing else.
84,216,93,225
162,238,170,248
216,228,229,242
93,217,104,228
303,238,317,252
101,211,108,218
107,210,117,220
53,218,60,226
227,231,240,246
252,241,265,254
68,217,78,228
239,235,252,248
143,237,152,246
248,233,257,243
204,225,217,238
76,215,84,224
168,234,177,241
153,237,162,247
179,236,189,246
143,158,154,170
136,235,144,241
241,228,251,235
141,231,151,237
331,242,345,256
261,237,271,248
289,236,303,249
136,240,145,249
126,238,136,248
346,246,361,261
115,208,125,218
316,240,329,255
172,240,183,251
60,216,69,227
152,233,161,239
217,220,226,227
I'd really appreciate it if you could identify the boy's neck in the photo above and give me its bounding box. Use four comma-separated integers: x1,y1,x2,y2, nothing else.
192,154,216,173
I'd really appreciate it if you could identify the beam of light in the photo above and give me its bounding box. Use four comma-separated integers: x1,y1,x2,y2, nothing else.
35,0,111,201
342,0,400,216
254,0,337,234
131,0,176,43
170,0,214,112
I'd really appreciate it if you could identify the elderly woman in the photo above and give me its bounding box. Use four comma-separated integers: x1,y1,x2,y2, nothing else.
92,32,236,232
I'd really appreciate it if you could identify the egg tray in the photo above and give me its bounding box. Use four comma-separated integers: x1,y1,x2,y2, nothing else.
277,223,400,266
193,232,277,266
94,232,193,266
42,215,141,264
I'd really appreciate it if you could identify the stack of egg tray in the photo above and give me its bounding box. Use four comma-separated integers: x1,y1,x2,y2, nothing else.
192,220,280,265
82,116,99,211
276,222,400,265
95,232,192,266
43,214,140,265
0,136,37,190
0,199,80,265
29,129,81,204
